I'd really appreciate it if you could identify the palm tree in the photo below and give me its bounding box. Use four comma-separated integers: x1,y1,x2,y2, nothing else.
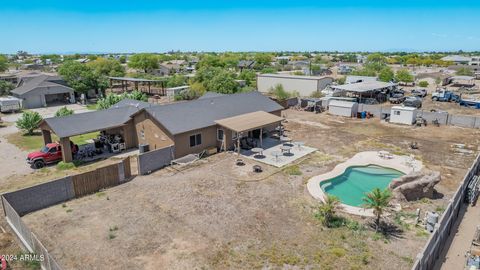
362,188,392,232
318,195,340,227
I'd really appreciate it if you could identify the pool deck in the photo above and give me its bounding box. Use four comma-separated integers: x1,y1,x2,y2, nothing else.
307,151,423,216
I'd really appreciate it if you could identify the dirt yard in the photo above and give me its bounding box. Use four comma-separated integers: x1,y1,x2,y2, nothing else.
21,110,480,270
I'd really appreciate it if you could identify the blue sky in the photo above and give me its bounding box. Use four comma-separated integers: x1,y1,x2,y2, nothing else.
1,1,479,53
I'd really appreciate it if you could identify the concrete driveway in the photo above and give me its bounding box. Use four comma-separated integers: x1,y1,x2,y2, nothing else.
1,104,93,123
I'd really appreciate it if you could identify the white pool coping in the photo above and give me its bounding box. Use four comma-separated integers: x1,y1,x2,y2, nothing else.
307,151,423,217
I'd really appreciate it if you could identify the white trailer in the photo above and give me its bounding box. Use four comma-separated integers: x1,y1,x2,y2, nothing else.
0,96,22,112
390,106,417,125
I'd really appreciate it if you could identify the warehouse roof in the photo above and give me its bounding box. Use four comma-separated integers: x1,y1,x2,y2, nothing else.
257,73,333,81
145,91,283,135
330,81,397,93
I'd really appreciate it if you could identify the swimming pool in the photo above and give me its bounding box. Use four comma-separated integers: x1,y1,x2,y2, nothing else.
320,165,404,207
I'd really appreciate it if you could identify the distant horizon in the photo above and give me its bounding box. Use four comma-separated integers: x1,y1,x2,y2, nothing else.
4,50,480,56
2,0,480,53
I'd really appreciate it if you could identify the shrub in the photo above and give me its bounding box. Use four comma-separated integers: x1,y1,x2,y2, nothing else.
16,111,43,135
316,195,340,227
54,106,74,117
418,81,429,87
284,165,302,175
56,161,75,170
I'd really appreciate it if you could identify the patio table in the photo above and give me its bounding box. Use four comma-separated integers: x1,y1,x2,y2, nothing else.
280,145,292,155
271,151,282,162
251,147,264,158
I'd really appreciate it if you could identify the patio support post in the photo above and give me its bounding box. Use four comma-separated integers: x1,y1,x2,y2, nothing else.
237,136,240,155
59,137,73,163
260,128,263,147
42,129,52,144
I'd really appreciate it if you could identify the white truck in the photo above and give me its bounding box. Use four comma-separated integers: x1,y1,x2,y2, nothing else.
0,96,22,112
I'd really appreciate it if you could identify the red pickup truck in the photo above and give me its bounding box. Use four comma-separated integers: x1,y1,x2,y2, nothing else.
27,142,78,169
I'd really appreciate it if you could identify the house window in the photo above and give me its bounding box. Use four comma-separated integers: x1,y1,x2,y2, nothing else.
217,129,224,141
140,130,145,140
189,133,202,147
394,111,401,115
232,131,238,140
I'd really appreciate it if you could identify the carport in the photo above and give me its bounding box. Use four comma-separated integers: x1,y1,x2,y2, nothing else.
39,106,141,162
215,111,284,154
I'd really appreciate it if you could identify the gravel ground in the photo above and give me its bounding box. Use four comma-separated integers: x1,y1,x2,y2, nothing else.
22,111,480,270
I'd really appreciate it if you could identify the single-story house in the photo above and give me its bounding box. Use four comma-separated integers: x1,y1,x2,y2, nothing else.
328,100,358,117
257,73,334,97
40,92,284,162
238,60,256,71
441,55,471,65
11,75,75,109
390,106,417,125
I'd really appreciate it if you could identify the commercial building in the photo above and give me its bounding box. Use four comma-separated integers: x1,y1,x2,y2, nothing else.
257,73,334,97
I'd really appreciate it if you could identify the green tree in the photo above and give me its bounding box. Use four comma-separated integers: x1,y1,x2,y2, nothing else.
268,84,291,100
206,70,239,94
0,80,14,96
196,54,224,69
97,91,147,110
238,70,256,87
395,69,414,83
0,55,8,72
54,106,74,117
166,74,187,88
378,67,395,82
351,68,377,77
59,61,109,96
16,111,43,135
362,188,392,232
254,53,274,68
118,55,127,64
260,67,278,74
127,53,159,73
317,195,340,227
418,81,429,87
88,58,125,77
188,82,206,97
456,67,474,76
366,53,387,64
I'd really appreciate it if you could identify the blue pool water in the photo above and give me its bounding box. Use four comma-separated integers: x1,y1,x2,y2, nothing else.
320,165,404,207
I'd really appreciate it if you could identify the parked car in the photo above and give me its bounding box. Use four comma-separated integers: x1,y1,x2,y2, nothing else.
404,96,422,108
411,88,427,98
389,93,406,104
27,142,78,169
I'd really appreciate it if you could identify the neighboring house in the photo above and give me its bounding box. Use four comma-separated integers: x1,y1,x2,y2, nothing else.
345,75,378,84
257,73,334,97
338,65,353,74
238,60,256,71
152,60,187,76
470,56,480,66
75,58,90,64
40,91,284,162
11,75,75,109
441,55,472,65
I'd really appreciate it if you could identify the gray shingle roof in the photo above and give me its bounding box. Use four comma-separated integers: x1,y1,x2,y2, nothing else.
198,92,225,99
146,91,283,135
43,100,146,138
11,75,73,96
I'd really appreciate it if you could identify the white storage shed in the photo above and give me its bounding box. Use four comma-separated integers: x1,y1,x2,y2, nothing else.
328,100,358,117
390,106,417,125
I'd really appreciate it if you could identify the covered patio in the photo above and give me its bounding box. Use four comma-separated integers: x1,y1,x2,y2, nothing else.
215,111,316,167
108,76,166,95
39,106,139,162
